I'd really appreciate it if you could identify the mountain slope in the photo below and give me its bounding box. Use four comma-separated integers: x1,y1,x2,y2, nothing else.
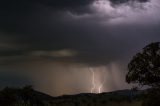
0,87,143,106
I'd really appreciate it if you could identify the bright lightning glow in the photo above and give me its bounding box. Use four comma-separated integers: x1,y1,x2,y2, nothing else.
89,67,106,93
89,68,96,93
98,72,105,93
98,85,103,93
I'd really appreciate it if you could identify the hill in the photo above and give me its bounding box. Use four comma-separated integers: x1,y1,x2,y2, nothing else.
0,86,143,106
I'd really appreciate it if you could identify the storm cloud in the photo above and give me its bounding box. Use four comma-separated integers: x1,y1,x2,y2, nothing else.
0,0,160,95
0,0,157,64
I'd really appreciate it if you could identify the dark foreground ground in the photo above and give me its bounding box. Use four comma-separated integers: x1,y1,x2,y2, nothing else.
0,87,143,106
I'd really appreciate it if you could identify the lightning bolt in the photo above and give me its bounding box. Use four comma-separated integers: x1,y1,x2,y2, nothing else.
98,72,105,93
89,68,95,93
89,67,106,93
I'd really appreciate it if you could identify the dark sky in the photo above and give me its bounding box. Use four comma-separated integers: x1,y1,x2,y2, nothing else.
0,0,160,96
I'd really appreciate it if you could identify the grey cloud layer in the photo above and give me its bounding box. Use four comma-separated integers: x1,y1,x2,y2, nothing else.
109,0,149,4
0,0,159,66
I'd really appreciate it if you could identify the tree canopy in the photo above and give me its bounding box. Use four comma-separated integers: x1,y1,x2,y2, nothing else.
126,42,160,87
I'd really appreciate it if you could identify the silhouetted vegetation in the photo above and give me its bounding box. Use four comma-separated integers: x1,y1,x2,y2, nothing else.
0,86,53,106
142,88,160,106
126,42,160,106
0,86,143,106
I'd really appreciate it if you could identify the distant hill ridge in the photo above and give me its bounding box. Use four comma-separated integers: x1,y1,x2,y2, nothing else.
56,89,143,98
0,86,144,106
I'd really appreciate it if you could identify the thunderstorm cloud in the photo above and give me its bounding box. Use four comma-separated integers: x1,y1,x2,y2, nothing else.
0,0,160,95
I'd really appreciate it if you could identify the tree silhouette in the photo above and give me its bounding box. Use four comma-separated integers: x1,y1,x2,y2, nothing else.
0,87,17,106
126,42,160,88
